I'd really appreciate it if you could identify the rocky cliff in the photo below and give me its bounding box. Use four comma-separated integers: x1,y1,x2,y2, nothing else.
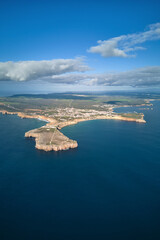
0,109,145,152
25,126,78,152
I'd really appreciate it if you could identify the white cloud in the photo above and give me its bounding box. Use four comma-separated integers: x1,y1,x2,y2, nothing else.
0,61,159,87
0,58,89,82
49,66,160,87
88,23,160,57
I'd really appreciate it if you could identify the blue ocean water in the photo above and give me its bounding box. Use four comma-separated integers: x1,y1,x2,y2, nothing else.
0,101,160,240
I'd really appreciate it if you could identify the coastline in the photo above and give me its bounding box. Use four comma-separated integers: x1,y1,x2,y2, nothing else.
0,109,146,152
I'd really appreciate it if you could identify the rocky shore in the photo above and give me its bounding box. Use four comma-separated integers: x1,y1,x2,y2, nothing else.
0,110,146,152
25,126,78,151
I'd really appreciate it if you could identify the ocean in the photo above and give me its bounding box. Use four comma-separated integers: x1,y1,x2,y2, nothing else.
0,101,160,240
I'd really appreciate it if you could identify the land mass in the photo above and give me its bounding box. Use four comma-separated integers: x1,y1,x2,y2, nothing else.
0,93,149,151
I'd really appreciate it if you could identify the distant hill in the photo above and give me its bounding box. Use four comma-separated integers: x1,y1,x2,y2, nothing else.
11,93,94,100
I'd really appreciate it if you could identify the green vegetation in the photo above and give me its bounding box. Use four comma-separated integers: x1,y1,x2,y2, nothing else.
0,93,155,122
0,94,148,113
119,113,142,119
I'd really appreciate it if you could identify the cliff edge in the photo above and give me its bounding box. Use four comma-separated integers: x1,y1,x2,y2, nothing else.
25,126,78,151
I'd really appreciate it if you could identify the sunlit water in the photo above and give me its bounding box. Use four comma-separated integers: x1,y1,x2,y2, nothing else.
0,101,160,240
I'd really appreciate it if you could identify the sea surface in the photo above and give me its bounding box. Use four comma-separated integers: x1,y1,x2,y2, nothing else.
0,101,160,240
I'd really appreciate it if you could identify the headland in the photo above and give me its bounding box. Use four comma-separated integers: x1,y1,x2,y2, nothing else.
0,93,148,151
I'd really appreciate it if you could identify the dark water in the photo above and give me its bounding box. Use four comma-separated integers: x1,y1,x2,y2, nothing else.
0,102,160,240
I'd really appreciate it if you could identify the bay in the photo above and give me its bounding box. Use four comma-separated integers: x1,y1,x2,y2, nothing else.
0,102,160,240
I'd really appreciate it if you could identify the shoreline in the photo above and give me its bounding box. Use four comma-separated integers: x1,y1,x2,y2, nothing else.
0,110,146,152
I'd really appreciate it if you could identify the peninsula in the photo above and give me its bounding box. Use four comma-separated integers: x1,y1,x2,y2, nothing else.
0,93,148,151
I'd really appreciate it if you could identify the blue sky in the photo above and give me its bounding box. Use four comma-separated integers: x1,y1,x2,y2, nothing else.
0,0,160,94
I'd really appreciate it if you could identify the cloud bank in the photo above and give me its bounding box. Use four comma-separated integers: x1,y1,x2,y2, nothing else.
49,66,160,87
0,58,89,82
0,59,159,87
88,23,160,57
